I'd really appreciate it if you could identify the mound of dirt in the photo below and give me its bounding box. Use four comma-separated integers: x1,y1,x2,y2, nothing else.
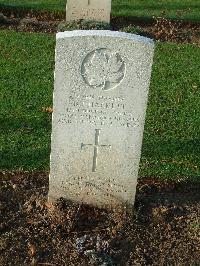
0,171,199,265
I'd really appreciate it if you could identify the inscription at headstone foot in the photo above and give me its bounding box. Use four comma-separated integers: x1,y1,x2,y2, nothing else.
49,30,154,208
66,0,111,23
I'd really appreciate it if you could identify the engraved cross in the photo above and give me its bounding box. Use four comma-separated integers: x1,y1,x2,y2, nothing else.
88,0,90,5
81,129,111,172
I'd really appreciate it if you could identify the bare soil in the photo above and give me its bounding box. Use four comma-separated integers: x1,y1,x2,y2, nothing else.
0,9,200,45
0,171,200,265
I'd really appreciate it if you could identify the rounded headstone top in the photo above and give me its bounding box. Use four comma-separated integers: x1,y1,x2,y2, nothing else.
56,30,154,46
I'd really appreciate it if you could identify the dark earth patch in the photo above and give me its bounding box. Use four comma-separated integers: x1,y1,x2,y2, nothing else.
0,9,200,44
0,172,199,265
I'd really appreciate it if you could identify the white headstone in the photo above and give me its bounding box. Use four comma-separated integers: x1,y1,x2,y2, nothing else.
66,0,111,23
49,30,154,208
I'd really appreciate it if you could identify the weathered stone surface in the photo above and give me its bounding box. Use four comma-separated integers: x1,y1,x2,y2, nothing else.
49,30,154,208
66,0,111,23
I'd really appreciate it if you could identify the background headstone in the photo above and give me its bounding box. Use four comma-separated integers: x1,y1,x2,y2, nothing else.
66,0,111,23
49,30,154,208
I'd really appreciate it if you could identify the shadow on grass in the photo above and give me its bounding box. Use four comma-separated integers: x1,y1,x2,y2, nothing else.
143,139,200,157
0,147,50,170
0,115,51,170
114,3,200,11
0,113,51,131
0,114,199,175
0,3,65,19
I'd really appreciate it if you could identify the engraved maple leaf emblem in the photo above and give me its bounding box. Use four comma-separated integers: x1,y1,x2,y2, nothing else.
82,49,125,91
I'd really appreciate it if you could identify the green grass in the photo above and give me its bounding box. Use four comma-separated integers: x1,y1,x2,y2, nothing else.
0,0,65,11
142,43,200,180
0,31,55,170
0,0,200,21
0,30,200,181
113,0,200,22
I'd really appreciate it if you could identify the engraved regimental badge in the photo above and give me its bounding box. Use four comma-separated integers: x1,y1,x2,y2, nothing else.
81,48,126,91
